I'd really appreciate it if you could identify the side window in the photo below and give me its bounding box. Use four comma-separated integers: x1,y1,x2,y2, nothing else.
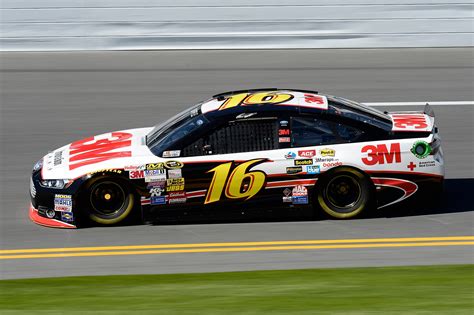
291,116,364,147
182,119,278,156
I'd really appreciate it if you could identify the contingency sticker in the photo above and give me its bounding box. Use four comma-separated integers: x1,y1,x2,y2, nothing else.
167,178,185,191
54,194,72,212
292,185,308,204
168,191,187,204
167,169,182,179
145,169,166,183
61,212,74,222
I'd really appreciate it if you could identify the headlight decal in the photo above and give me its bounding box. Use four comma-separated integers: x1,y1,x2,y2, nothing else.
39,179,70,189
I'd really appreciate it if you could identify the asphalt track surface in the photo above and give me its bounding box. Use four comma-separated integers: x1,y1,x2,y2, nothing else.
0,48,473,279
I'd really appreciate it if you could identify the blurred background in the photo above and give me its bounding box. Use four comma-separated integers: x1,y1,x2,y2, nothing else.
1,0,472,50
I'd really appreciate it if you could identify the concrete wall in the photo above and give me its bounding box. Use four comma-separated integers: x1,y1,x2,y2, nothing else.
1,0,473,51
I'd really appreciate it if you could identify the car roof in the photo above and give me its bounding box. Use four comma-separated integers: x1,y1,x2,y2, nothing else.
201,88,391,121
200,88,329,115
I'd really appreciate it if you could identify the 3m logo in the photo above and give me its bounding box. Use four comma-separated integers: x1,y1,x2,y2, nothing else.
69,132,132,170
304,94,325,104
391,114,428,130
361,143,401,165
129,170,145,179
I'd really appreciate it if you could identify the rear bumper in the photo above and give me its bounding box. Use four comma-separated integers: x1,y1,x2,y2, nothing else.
29,203,77,229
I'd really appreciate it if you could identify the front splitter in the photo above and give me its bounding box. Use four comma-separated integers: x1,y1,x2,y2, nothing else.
29,203,76,229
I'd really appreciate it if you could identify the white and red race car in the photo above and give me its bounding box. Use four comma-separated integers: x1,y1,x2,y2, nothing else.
30,89,444,228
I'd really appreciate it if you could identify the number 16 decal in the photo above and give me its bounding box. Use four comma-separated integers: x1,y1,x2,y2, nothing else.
204,159,267,204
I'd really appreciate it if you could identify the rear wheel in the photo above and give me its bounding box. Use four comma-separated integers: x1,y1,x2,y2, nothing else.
317,167,373,219
84,178,135,225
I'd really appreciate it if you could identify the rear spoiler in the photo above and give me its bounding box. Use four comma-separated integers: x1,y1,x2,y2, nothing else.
388,104,435,132
424,103,435,118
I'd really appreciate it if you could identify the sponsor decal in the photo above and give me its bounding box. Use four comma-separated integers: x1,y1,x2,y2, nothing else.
286,166,303,174
129,170,145,179
411,141,431,159
150,186,165,197
279,129,290,136
54,194,72,212
280,120,289,127
89,169,122,175
294,159,313,166
391,114,428,130
163,150,181,158
205,159,267,204
168,191,187,204
164,161,184,169
320,148,335,157
292,185,307,197
150,196,166,205
407,162,416,171
279,137,291,143
292,197,309,204
314,157,337,162
145,169,166,183
147,180,166,188
306,165,320,174
303,93,325,105
124,165,145,172
53,150,64,166
61,212,74,222
282,188,292,203
361,143,401,165
322,162,343,168
418,160,436,168
292,185,308,204
167,178,185,192
285,152,296,159
236,113,257,119
69,132,132,171
167,169,182,179
298,150,316,158
146,163,165,170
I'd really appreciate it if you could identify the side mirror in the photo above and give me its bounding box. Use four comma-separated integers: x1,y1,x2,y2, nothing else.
202,144,213,155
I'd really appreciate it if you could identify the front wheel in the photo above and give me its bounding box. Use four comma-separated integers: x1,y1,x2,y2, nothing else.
84,178,135,225
316,167,373,219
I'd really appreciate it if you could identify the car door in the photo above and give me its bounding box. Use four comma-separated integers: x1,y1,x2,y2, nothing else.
164,115,284,212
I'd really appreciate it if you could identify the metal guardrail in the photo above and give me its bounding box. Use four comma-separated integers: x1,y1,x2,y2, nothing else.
1,0,473,51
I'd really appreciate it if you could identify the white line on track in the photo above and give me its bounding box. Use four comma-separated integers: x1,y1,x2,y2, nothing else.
363,101,474,106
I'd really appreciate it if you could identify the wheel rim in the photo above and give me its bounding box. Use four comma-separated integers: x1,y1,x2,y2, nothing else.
325,175,361,213
89,181,126,216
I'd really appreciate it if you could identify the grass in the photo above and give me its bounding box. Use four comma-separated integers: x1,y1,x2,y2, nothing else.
1,265,473,314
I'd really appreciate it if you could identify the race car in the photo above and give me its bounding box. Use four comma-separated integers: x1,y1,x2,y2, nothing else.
30,89,444,228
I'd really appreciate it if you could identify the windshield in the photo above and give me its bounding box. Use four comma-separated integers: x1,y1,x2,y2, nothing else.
146,104,201,146
146,105,208,156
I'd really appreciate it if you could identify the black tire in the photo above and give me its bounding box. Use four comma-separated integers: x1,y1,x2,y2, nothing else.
316,167,373,219
83,177,135,225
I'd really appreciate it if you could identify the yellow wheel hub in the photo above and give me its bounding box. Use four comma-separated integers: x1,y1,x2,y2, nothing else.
104,193,111,200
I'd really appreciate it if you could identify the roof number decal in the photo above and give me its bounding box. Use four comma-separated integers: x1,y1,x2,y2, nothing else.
201,91,328,113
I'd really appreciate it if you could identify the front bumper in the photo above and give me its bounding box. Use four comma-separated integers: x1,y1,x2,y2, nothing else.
30,171,81,229
29,203,76,229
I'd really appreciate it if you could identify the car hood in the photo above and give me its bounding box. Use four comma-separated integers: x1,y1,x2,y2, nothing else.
41,127,156,180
